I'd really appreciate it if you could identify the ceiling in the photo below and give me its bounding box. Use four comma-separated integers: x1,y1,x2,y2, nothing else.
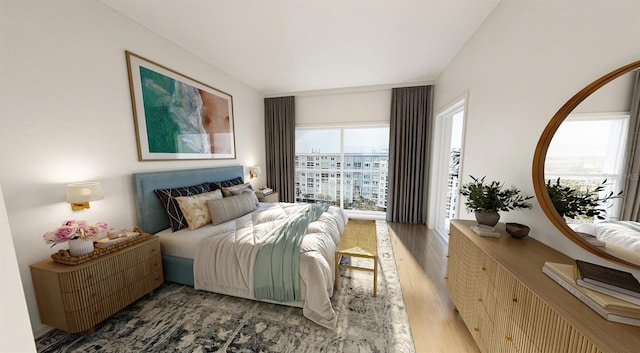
99,0,500,95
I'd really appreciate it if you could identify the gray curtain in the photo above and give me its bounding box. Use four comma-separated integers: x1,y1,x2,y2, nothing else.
386,85,433,224
621,71,640,221
264,96,296,202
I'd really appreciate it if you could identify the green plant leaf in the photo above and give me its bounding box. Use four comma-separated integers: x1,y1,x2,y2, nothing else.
460,175,533,213
545,177,623,220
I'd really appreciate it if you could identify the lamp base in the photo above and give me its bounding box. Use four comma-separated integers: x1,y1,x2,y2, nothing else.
70,202,90,211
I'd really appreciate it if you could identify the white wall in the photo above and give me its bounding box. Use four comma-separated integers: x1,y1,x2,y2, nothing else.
0,0,265,337
0,184,36,352
435,0,640,272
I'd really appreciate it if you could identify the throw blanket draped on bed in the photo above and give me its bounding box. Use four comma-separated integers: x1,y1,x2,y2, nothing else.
254,204,329,302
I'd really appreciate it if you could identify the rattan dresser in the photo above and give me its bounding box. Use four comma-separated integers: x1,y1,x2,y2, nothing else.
30,236,163,334
446,220,640,353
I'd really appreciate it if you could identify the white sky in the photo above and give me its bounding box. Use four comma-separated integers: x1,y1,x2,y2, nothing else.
547,120,612,157
296,127,389,154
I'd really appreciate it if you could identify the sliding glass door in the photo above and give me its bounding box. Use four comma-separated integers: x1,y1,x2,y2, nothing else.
295,126,389,216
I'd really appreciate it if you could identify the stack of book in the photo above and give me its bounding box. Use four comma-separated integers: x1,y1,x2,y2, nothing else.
470,224,500,237
542,261,640,326
255,187,273,196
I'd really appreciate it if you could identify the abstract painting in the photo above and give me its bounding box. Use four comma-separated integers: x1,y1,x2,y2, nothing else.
126,51,235,160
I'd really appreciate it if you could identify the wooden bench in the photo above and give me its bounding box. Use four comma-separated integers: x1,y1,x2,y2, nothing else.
334,220,378,296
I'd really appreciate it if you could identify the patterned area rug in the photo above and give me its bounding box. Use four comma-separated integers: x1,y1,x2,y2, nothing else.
36,220,415,353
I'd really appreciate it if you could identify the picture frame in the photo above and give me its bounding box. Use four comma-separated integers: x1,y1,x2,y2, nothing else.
125,51,236,161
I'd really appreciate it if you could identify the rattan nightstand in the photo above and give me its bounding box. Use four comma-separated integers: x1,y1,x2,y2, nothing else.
30,236,163,334
257,191,279,203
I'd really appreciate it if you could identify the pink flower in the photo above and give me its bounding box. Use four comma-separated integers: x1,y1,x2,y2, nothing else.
43,226,77,245
43,231,59,245
54,225,78,240
42,220,108,247
81,224,106,240
63,220,86,228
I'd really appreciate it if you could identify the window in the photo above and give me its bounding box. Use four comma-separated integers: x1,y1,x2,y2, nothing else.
295,126,389,214
545,113,629,221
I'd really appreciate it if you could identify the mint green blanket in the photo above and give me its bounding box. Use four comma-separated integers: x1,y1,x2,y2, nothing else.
254,204,329,302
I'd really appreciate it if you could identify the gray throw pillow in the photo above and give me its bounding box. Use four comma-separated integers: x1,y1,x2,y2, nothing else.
207,192,258,226
231,188,260,207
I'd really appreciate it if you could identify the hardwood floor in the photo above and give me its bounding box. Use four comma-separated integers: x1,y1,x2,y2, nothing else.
388,222,480,353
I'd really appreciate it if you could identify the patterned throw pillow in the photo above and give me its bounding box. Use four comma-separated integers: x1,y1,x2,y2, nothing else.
176,190,223,231
209,177,244,191
154,182,211,232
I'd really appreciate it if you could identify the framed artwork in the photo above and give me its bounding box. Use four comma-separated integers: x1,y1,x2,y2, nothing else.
125,51,236,161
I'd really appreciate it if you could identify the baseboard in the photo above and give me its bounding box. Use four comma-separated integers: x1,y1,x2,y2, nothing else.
33,325,53,340
432,228,449,245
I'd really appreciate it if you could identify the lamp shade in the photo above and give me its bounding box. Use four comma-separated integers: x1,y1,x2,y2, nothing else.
66,182,104,203
249,166,261,178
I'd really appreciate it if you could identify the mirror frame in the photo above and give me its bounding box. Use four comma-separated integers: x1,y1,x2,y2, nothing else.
533,59,640,269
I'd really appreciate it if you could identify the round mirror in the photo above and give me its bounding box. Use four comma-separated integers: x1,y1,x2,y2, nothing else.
533,60,640,269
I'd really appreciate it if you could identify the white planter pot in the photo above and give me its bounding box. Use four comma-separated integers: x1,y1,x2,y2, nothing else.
68,239,94,256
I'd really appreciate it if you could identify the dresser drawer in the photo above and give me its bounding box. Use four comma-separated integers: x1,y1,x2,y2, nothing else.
491,302,539,353
61,255,161,311
509,280,535,334
468,293,495,353
122,255,162,284
481,254,497,286
57,239,160,292
493,265,518,311
61,272,125,311
128,270,163,299
64,286,130,333
64,270,164,333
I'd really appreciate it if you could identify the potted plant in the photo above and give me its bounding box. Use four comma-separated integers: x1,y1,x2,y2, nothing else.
460,175,534,226
545,178,622,220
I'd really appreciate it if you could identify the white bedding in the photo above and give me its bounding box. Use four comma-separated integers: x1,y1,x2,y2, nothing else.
156,203,276,258
157,202,348,329
569,221,640,253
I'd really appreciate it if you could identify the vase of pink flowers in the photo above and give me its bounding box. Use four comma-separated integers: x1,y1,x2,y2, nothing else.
43,220,108,256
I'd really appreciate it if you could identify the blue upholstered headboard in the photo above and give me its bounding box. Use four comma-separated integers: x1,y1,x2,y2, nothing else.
133,166,244,234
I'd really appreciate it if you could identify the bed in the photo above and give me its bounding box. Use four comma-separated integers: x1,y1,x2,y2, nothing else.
569,221,640,265
133,166,348,329
568,221,640,253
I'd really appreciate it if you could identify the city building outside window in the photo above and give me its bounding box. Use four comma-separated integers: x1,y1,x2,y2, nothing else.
295,126,389,215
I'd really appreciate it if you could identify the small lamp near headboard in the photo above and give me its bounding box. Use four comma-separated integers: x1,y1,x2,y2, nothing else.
66,181,104,211
249,166,261,179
